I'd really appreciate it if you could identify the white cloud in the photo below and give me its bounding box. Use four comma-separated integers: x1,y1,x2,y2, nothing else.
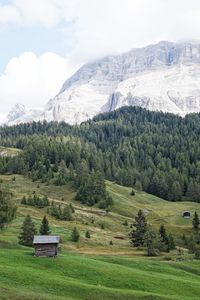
0,0,68,27
0,52,76,113
0,1,200,64
1,1,200,49
64,0,200,64
0,0,200,114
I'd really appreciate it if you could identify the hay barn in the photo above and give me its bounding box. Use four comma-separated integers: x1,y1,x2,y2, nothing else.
33,236,60,257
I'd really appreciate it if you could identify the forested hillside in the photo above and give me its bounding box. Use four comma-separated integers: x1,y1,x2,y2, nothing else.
1,106,200,202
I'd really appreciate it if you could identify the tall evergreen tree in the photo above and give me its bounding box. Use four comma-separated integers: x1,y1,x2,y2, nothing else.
56,160,68,185
39,216,51,235
145,226,161,256
159,224,169,246
71,227,80,242
192,211,200,230
62,205,73,221
159,224,170,251
168,233,176,250
18,215,37,247
129,210,147,247
0,188,17,230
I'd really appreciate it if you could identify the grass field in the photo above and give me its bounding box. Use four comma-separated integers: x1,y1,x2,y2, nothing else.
0,247,200,300
0,146,21,157
0,173,200,299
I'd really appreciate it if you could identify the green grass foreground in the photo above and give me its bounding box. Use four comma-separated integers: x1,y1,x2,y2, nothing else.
0,246,200,300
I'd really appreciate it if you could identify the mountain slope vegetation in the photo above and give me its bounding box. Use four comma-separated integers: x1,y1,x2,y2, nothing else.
0,173,200,300
1,106,200,202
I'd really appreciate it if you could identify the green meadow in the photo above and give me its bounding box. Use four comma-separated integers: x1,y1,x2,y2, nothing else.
0,174,200,299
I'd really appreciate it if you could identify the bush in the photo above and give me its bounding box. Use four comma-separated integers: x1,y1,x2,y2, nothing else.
123,220,128,226
21,194,49,209
130,189,135,196
85,230,91,238
48,201,73,221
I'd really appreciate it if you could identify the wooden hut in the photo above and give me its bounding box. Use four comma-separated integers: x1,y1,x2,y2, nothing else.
182,211,191,218
33,236,60,257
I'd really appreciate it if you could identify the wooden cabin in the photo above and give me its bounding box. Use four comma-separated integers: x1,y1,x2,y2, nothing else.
33,236,60,257
182,211,191,218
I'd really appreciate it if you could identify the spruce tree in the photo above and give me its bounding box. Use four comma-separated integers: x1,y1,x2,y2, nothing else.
192,211,200,230
168,233,176,250
19,215,37,247
129,210,147,247
71,227,80,242
145,226,160,256
56,160,68,185
62,206,73,221
159,224,169,246
39,216,50,235
0,189,17,230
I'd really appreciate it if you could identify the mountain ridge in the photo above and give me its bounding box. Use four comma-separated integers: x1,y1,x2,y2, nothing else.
4,40,200,125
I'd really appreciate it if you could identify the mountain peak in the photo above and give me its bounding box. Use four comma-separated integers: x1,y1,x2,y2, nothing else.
3,40,200,126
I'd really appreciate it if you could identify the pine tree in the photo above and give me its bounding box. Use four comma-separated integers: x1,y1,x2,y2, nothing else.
168,233,176,250
85,230,91,238
62,206,73,221
129,210,147,247
0,189,17,230
170,181,182,201
18,215,37,247
71,227,80,242
39,216,50,235
159,224,169,246
145,226,160,256
56,160,68,185
192,211,200,230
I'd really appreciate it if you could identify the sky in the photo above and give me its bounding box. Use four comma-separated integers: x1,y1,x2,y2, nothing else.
0,0,200,122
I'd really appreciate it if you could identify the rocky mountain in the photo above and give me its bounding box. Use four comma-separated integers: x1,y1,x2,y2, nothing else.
5,41,200,125
3,104,42,125
4,103,26,124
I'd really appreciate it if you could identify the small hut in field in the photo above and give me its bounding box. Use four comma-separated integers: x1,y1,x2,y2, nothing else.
33,236,60,257
182,211,191,218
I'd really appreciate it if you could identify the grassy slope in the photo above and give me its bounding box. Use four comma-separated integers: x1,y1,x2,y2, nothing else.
107,181,200,237
0,146,21,157
1,247,200,300
0,174,200,299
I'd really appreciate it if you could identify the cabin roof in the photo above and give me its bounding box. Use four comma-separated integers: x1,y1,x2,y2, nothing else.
33,235,60,244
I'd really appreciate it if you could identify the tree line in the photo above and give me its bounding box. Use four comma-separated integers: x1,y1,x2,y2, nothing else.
1,106,200,202
19,215,85,246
